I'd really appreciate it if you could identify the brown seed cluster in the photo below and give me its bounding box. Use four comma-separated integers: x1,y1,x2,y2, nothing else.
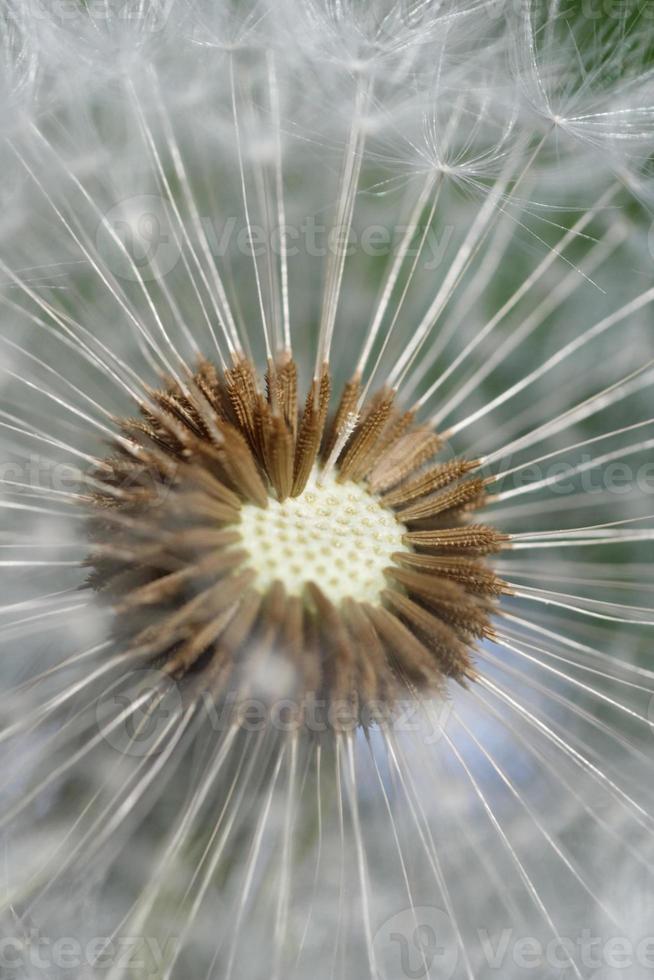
86,354,509,729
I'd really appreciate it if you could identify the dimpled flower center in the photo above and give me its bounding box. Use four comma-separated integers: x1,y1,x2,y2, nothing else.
238,468,409,604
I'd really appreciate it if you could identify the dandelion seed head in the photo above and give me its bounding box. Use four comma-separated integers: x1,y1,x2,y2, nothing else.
87,357,504,722
1,2,654,976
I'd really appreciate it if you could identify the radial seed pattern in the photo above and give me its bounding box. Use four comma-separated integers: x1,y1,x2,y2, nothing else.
87,355,511,726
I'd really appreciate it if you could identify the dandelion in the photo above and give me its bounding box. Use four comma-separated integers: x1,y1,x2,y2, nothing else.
1,2,654,979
